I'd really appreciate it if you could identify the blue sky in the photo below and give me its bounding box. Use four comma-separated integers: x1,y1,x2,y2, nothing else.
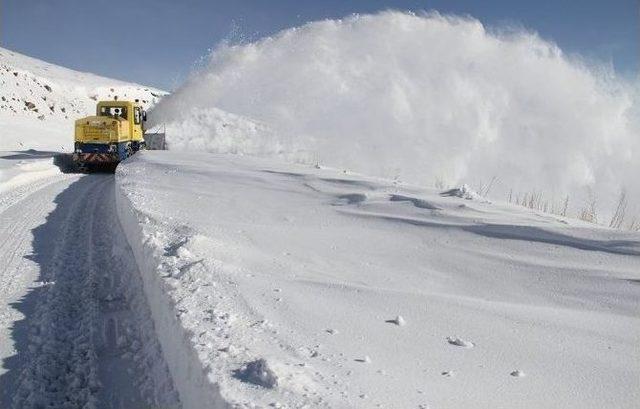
3,0,637,90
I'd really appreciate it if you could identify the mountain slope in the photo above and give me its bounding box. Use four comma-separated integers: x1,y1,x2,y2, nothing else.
0,47,165,151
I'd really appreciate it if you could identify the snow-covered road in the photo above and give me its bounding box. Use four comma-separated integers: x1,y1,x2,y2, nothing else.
0,164,179,408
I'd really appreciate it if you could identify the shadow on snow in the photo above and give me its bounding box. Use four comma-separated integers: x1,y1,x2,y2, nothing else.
346,211,640,257
0,176,99,407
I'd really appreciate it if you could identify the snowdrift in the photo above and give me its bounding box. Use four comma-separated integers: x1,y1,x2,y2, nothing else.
115,151,640,408
152,11,640,216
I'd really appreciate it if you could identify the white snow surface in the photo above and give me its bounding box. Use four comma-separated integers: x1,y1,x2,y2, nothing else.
151,11,640,217
0,46,166,151
0,152,60,193
0,48,178,408
0,164,179,408
116,151,640,409
1,24,639,409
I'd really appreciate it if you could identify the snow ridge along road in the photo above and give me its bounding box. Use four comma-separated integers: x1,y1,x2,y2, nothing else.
115,151,640,409
0,171,179,408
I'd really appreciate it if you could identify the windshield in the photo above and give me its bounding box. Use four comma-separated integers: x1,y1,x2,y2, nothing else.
99,106,127,119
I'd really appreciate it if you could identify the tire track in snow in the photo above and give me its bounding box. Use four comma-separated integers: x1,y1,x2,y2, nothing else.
0,177,82,402
5,174,179,408
0,189,49,301
0,173,74,281
10,175,103,408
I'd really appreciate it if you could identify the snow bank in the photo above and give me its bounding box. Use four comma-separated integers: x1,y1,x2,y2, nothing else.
0,156,59,192
115,151,640,408
152,11,640,215
115,180,230,409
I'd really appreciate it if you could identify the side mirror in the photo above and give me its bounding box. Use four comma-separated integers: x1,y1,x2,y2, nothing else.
142,111,147,122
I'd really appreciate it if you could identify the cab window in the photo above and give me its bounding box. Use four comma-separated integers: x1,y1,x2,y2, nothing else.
100,106,127,119
134,107,141,124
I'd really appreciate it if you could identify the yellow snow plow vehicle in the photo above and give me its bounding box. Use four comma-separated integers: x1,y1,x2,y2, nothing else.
65,99,165,171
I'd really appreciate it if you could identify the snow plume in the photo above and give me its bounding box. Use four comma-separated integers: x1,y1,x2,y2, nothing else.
152,11,640,216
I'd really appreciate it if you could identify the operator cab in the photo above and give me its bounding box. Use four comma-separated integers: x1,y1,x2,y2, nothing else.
97,102,146,127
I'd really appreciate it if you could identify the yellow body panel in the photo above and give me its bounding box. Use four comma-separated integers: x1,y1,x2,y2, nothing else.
74,100,145,145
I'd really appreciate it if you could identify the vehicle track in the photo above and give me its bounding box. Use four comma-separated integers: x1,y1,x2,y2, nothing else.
1,174,179,409
0,176,81,403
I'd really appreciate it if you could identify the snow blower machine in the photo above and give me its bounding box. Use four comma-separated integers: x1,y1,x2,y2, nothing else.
55,99,165,172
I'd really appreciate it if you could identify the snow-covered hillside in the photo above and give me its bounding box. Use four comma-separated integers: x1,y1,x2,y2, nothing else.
116,151,640,409
0,47,165,151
